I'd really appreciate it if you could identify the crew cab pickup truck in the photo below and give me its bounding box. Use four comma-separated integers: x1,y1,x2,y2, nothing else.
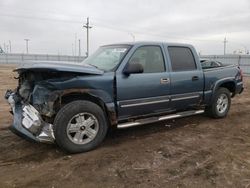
5,42,244,153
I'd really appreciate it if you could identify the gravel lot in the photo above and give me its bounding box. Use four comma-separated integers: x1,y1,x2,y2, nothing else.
0,64,250,188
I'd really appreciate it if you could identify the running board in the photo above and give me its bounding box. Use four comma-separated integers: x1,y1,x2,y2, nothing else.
117,110,204,129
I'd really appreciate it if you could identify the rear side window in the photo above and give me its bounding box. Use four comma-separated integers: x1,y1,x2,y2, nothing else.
168,47,196,71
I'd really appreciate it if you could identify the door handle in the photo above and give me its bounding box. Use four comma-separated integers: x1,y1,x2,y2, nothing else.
192,76,199,81
160,78,170,84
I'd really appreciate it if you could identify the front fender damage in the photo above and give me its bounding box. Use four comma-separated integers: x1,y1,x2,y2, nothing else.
32,84,61,117
6,70,116,144
6,85,116,144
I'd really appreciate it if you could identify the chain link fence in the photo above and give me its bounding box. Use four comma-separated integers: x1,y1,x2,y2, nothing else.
0,53,249,75
0,53,86,64
200,55,250,75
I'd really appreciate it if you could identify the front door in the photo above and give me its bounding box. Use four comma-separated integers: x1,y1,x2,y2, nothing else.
116,45,171,120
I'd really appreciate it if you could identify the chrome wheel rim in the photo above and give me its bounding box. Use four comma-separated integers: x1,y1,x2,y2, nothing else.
66,113,99,145
216,94,228,114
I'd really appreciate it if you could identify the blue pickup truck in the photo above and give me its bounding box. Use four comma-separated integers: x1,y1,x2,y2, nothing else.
5,42,244,153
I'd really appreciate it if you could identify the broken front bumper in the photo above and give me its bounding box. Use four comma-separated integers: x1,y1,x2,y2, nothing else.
5,90,55,143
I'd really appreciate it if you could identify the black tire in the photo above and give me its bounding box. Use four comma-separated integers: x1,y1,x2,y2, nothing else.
206,87,231,118
53,100,108,153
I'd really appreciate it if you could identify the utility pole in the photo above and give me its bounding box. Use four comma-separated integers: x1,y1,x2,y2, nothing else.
78,39,81,56
223,37,228,55
24,39,30,54
74,33,77,57
83,17,92,57
72,43,74,56
3,43,6,52
9,40,12,53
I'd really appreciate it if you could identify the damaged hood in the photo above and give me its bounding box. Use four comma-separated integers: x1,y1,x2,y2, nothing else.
15,61,104,75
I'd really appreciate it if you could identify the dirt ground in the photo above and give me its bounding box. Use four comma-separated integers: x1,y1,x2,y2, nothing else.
0,64,250,188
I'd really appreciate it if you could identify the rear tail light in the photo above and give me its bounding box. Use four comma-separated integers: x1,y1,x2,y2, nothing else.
237,67,243,81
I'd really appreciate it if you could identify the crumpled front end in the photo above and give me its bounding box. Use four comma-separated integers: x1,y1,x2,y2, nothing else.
5,65,113,144
4,69,79,143
5,89,55,143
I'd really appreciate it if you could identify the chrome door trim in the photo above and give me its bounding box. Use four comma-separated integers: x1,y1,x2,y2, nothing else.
171,95,200,101
121,99,170,108
119,92,202,108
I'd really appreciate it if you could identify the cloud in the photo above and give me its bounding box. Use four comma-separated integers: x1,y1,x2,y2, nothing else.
0,0,250,55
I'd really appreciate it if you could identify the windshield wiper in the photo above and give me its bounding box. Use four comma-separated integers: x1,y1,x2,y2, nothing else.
86,63,99,69
86,63,106,71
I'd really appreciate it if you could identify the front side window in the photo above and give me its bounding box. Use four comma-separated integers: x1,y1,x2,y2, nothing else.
128,46,165,73
83,45,130,71
168,47,196,71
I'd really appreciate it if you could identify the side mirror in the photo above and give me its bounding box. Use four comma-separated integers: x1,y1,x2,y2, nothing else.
123,63,144,75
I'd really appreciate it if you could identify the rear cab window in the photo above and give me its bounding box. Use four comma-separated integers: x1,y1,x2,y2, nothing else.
168,47,197,71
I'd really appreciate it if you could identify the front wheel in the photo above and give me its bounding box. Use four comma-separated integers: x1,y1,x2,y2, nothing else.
206,88,231,118
53,100,108,153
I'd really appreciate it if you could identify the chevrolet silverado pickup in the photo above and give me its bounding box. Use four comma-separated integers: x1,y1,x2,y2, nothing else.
5,42,244,153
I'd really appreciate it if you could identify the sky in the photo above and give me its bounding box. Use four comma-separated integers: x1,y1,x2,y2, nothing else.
0,0,250,55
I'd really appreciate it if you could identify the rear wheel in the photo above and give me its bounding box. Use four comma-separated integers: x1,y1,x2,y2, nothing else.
206,88,231,118
53,100,108,153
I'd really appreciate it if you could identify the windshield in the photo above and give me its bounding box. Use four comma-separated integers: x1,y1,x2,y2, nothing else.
83,45,130,71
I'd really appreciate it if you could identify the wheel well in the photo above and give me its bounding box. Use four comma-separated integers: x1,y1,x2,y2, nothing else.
219,81,236,95
59,92,112,126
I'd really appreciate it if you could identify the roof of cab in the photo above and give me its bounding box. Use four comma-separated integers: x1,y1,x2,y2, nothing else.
101,41,194,48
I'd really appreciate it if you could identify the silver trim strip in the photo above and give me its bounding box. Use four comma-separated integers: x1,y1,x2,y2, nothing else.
119,92,200,104
171,95,200,101
159,114,181,120
118,122,140,128
120,96,169,103
195,110,205,114
121,99,170,108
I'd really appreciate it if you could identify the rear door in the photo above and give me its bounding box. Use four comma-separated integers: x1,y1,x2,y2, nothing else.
116,45,171,120
165,46,204,110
